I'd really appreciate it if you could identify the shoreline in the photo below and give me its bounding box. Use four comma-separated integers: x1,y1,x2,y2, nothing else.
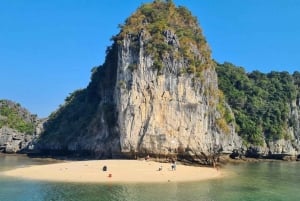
1,159,221,183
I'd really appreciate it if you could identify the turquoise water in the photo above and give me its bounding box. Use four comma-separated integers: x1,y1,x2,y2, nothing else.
0,155,300,201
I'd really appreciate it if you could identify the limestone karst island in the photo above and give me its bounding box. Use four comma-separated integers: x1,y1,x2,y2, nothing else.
1,0,300,185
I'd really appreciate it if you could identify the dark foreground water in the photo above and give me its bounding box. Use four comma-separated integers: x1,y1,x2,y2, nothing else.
0,155,300,201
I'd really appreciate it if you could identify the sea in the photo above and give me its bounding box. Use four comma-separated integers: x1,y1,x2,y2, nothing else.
0,154,299,201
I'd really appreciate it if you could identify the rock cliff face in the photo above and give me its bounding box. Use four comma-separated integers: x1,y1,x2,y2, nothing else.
115,33,241,161
0,100,43,153
37,1,242,163
0,126,32,153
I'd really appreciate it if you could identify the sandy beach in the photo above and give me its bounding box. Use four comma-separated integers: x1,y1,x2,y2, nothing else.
2,159,221,183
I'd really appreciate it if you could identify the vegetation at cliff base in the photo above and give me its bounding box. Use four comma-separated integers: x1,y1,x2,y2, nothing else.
0,100,35,134
216,62,299,145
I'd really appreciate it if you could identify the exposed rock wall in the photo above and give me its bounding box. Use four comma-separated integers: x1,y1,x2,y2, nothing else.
0,119,45,153
114,33,242,162
0,126,32,153
36,1,243,164
37,31,242,164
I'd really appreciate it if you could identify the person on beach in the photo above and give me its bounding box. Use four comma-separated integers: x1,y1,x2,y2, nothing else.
171,161,176,171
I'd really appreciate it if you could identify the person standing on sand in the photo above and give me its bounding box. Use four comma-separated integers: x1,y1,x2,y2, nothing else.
171,161,176,171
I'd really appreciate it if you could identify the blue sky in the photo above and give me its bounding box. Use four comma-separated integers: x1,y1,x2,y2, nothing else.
1,0,300,118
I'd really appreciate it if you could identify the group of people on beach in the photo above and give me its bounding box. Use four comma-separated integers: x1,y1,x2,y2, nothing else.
157,161,176,171
155,157,176,171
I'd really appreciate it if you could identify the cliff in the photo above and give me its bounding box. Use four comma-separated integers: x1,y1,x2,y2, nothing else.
37,1,242,164
0,100,43,153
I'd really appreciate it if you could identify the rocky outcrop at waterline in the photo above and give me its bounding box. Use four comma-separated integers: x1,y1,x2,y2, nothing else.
0,126,32,153
0,100,43,153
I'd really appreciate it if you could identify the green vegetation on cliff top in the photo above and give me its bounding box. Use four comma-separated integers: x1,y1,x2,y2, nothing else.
0,100,35,134
113,0,212,75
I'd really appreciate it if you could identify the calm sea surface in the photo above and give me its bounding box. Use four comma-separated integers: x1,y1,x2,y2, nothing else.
0,154,299,201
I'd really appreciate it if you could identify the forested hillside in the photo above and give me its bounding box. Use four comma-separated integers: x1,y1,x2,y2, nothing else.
216,62,300,147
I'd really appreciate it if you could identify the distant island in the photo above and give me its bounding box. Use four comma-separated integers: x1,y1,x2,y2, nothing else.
1,0,300,164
